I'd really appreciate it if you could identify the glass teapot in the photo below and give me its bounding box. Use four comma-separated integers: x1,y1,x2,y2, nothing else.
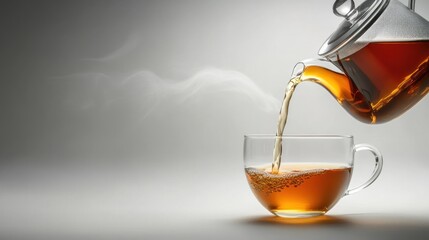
293,0,429,124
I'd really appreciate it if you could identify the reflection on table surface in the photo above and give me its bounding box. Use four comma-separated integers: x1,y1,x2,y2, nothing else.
230,213,429,240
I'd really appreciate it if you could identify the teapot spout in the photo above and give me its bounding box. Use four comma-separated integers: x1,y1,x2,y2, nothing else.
291,58,376,124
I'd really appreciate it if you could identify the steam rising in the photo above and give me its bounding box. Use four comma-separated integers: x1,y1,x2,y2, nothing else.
57,68,280,118
84,33,142,62
57,31,281,118
130,68,279,110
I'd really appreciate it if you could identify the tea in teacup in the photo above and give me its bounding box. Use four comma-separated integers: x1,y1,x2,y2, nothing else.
245,163,351,217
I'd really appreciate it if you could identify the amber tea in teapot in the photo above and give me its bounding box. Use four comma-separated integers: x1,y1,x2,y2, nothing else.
308,40,429,124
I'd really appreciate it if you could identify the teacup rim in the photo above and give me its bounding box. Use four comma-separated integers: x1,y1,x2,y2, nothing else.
244,134,353,139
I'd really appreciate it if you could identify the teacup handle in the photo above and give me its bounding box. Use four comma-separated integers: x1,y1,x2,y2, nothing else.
345,144,383,196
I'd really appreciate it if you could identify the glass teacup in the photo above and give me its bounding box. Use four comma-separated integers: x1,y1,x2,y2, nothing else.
244,135,383,218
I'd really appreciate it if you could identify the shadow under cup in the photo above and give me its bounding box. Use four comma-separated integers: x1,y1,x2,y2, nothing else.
243,135,383,218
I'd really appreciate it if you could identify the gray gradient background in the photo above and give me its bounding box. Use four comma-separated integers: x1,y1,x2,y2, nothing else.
1,0,429,239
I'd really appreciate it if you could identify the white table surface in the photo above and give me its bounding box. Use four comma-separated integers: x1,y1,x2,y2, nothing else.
1,156,428,239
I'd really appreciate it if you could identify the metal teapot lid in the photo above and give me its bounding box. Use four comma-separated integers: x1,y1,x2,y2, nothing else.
318,0,389,57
